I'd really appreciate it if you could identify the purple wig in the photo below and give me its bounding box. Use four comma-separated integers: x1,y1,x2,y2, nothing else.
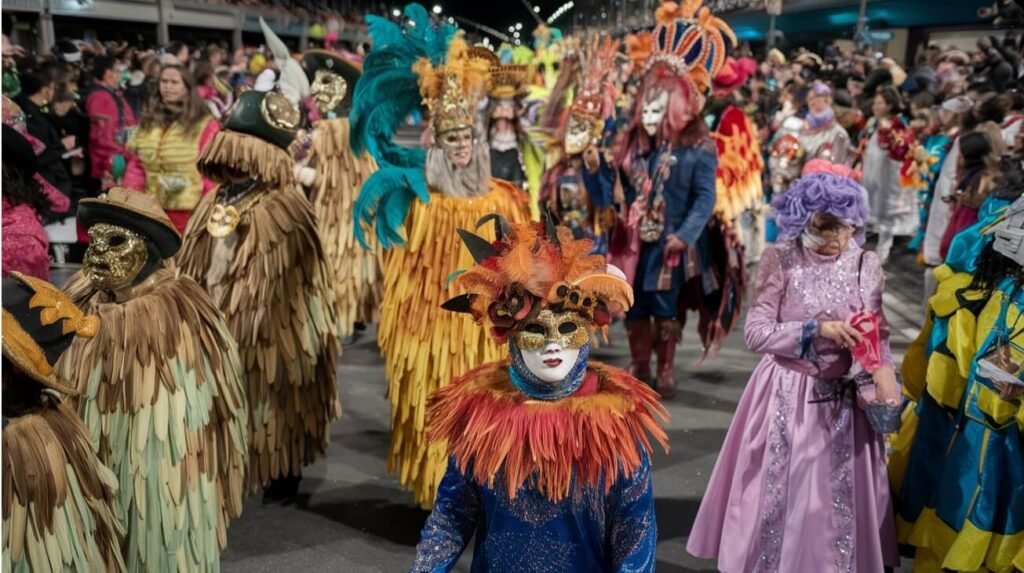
772,172,870,244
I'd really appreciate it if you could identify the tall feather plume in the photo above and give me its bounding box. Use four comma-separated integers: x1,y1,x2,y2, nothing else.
259,18,310,106
351,3,458,247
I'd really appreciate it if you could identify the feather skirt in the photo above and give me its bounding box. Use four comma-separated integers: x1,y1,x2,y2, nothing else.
177,185,341,493
57,267,249,572
3,396,126,573
310,118,383,336
379,181,528,508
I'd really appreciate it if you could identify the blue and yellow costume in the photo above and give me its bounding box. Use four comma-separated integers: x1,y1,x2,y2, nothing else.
908,133,953,252
891,197,1024,573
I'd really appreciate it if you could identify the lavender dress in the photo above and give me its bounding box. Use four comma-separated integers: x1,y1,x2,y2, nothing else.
686,241,899,572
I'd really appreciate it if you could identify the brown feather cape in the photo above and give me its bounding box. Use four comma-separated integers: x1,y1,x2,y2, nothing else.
57,265,249,571
309,117,383,336
176,183,341,492
2,394,126,572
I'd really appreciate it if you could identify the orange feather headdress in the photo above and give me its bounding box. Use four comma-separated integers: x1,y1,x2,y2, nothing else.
442,213,633,344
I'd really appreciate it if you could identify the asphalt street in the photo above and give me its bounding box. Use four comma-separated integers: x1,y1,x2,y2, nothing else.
213,242,927,573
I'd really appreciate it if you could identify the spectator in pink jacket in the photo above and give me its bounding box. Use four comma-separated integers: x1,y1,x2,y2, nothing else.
85,55,144,191
2,124,70,281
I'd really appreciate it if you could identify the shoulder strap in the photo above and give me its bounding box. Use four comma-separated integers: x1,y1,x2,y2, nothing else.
857,250,867,308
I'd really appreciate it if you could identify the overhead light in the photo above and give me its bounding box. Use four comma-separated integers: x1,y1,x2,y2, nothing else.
513,31,520,38
432,4,442,14
508,25,516,32
392,8,401,17
515,39,521,45
534,5,541,12
515,22,523,30
448,16,454,23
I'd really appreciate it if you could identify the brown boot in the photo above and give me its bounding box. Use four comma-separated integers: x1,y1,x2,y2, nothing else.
654,318,681,399
626,318,654,383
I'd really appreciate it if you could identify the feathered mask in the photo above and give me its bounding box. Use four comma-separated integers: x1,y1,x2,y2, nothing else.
442,213,633,344
414,35,490,136
649,0,737,95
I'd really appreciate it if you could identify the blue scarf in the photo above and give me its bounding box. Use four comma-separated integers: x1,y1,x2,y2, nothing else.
508,341,590,401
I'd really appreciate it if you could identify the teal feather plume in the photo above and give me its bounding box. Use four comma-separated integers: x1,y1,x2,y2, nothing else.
351,3,457,248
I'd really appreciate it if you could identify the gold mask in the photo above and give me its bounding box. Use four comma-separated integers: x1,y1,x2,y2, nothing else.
84,223,149,290
513,309,590,351
311,69,348,116
207,204,241,238
564,113,598,156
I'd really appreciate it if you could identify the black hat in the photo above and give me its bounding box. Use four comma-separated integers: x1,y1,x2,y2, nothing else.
2,125,39,184
2,272,99,394
77,187,182,259
53,39,81,64
302,50,361,117
223,90,299,150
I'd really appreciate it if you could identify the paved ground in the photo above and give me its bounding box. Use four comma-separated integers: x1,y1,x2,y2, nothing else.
205,239,927,573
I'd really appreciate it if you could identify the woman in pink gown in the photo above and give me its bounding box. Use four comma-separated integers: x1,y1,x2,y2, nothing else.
687,166,902,572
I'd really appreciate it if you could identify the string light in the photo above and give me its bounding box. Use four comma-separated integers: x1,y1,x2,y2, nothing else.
547,1,574,24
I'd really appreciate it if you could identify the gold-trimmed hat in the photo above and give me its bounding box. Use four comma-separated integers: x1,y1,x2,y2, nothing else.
414,35,490,136
78,187,182,259
2,272,99,395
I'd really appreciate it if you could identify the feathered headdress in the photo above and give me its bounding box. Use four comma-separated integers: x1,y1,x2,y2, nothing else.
626,32,654,67
442,213,633,344
351,3,457,248
260,18,310,107
649,0,737,95
414,35,490,135
561,35,620,155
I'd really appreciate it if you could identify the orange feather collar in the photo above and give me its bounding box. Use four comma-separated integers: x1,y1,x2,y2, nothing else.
426,360,670,502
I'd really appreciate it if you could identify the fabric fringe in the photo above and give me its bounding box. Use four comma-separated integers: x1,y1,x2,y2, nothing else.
378,181,528,508
198,130,296,188
426,360,669,502
2,396,126,572
57,265,249,570
176,184,341,493
310,118,383,336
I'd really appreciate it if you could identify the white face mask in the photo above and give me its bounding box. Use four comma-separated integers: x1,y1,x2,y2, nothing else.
519,341,581,384
642,91,669,137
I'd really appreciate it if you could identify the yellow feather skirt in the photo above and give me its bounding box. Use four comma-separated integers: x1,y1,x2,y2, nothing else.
309,118,383,337
379,181,528,508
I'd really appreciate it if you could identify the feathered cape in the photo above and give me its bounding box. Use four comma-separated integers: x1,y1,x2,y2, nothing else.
176,184,340,492
427,360,669,502
309,117,383,336
3,395,126,573
58,266,249,572
378,180,528,508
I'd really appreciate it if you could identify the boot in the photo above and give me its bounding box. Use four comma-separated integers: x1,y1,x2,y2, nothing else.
654,318,681,399
626,318,654,384
263,472,302,505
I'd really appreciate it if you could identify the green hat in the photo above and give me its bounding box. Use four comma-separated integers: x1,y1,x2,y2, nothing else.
223,90,300,150
302,50,361,118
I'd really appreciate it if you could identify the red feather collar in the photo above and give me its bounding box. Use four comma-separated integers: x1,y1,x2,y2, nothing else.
426,360,670,502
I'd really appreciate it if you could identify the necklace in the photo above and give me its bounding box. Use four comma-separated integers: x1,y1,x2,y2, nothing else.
206,179,266,238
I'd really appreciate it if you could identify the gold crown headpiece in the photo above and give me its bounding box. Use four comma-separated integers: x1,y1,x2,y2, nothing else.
415,35,490,135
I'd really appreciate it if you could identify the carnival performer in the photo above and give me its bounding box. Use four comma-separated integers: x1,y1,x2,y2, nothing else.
800,80,853,165
350,5,528,508
176,89,340,502
2,272,125,572
613,0,727,398
687,166,902,572
125,63,220,234
300,49,382,339
861,85,916,264
890,175,1024,573
411,215,669,571
55,189,248,571
478,49,528,189
539,35,618,254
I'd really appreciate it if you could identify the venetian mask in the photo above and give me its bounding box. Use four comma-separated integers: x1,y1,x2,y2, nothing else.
439,126,474,168
206,204,241,238
642,91,669,137
564,113,596,156
311,69,348,116
514,309,587,383
84,223,149,290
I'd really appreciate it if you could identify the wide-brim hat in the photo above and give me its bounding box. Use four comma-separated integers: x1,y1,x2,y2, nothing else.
302,49,362,116
2,272,99,395
77,188,182,259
